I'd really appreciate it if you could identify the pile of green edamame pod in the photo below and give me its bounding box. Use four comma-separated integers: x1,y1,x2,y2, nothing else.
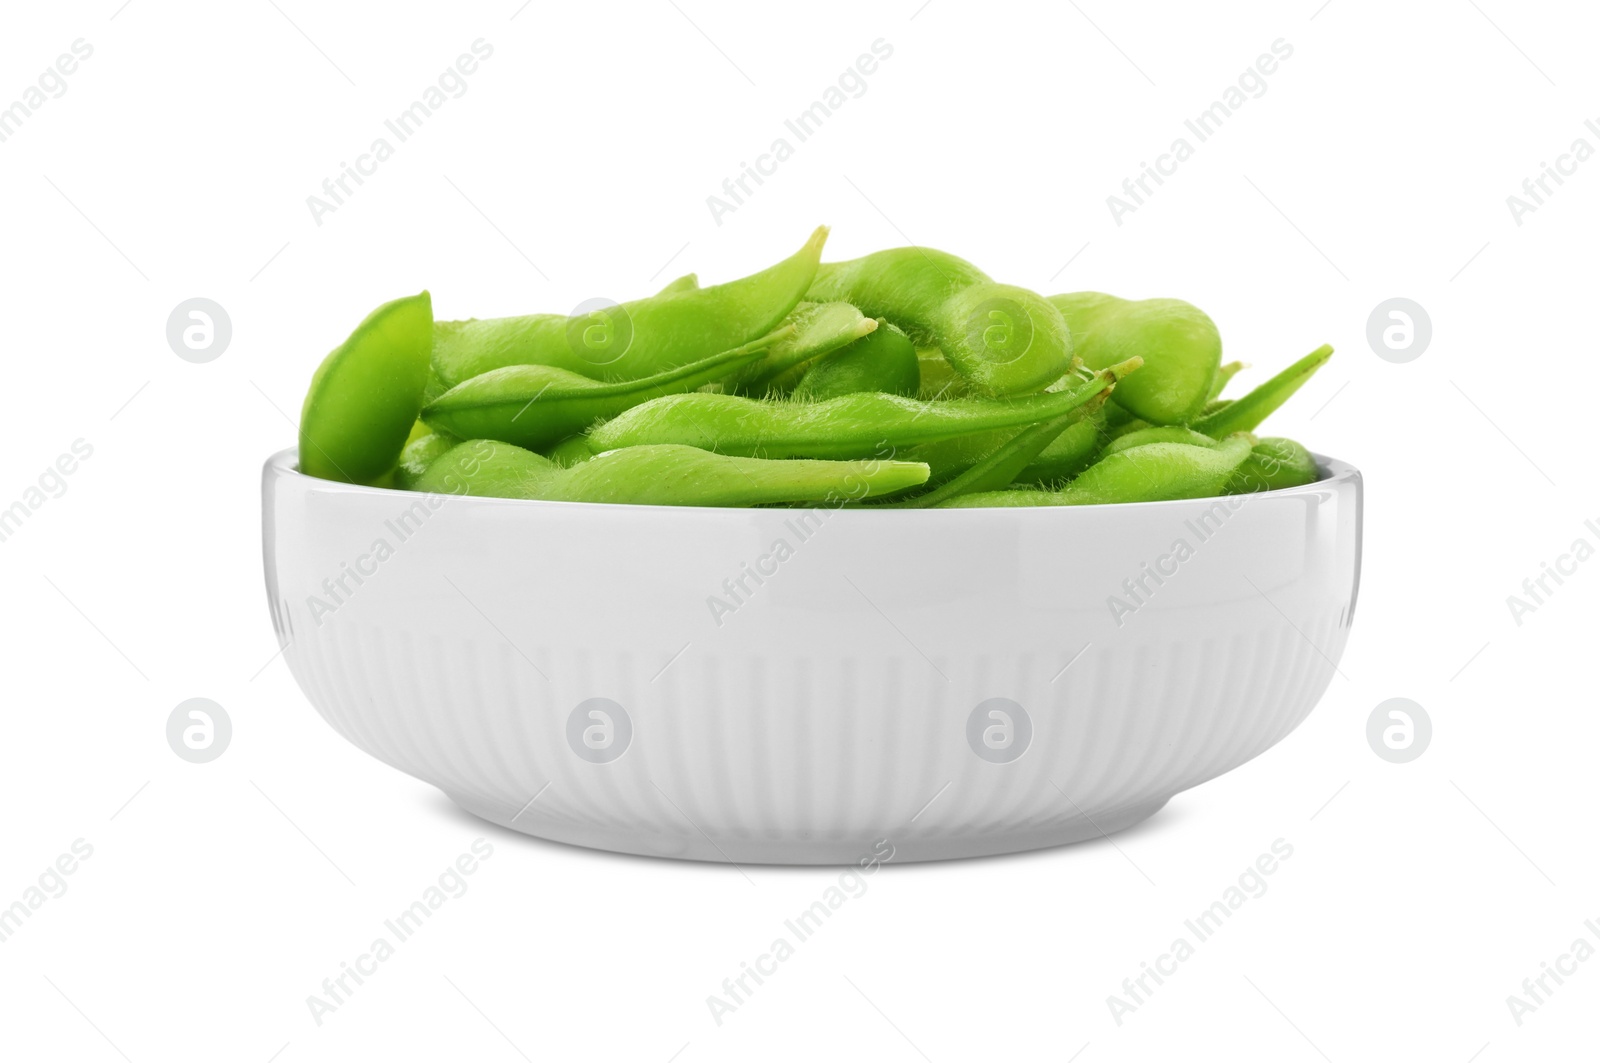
296,226,1331,508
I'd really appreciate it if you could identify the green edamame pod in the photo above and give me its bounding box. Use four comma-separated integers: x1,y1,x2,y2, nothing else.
654,273,699,295
904,391,1106,484
1048,293,1222,425
1191,345,1332,438
432,226,827,386
544,436,595,466
1223,437,1319,494
1101,425,1219,457
1015,418,1108,485
808,248,1072,396
728,302,877,395
394,427,460,489
1102,401,1139,429
1105,417,1152,440
897,429,1011,484
915,348,970,400
1063,434,1254,504
791,321,920,401
882,409,1083,509
412,440,929,506
299,291,434,485
939,435,1253,508
421,329,785,450
583,358,1141,460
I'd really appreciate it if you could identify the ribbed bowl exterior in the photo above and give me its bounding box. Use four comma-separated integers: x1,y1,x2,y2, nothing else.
263,450,1361,864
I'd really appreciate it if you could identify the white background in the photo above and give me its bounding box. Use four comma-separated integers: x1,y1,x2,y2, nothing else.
2,0,1596,1059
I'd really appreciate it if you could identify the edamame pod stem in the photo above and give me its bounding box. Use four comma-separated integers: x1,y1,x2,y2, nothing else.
807,248,1072,396
727,302,876,395
432,226,827,386
791,321,920,401
584,358,1142,460
299,291,434,485
1048,292,1222,425
939,435,1253,508
1191,345,1332,438
881,409,1084,509
421,329,788,450
1223,437,1319,494
412,440,929,506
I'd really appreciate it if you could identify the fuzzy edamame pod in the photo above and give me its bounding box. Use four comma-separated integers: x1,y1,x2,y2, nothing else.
1048,293,1222,425
544,436,595,466
1014,411,1110,485
431,226,827,387
1101,424,1220,457
938,435,1253,508
299,291,434,485
394,428,460,489
1223,437,1319,494
806,247,1072,396
421,329,787,450
880,409,1084,509
791,321,920,401
582,359,1141,460
1191,345,1332,439
727,302,877,395
412,440,929,506
897,363,1105,483
915,348,970,400
900,391,1106,483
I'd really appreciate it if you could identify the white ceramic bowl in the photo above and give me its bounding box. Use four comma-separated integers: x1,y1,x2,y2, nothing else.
262,448,1361,864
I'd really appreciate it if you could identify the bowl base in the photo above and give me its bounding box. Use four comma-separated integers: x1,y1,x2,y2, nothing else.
444,791,1171,866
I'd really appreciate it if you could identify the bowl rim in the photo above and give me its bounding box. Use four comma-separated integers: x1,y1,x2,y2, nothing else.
264,447,1360,516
